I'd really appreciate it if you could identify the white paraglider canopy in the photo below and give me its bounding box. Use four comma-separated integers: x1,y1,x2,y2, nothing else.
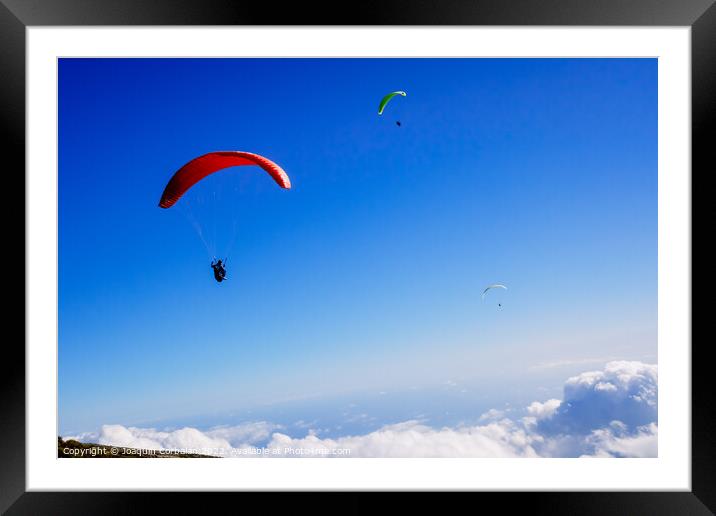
482,284,507,300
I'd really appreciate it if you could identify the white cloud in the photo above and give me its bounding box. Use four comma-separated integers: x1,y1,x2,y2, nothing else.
479,408,506,421
582,422,658,458
267,420,539,458
67,361,657,458
538,361,657,437
66,421,280,456
526,399,561,420
204,421,281,445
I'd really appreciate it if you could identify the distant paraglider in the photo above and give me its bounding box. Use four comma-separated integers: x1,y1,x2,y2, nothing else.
379,91,407,127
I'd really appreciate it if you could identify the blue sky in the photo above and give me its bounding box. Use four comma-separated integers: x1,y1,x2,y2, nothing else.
59,58,657,441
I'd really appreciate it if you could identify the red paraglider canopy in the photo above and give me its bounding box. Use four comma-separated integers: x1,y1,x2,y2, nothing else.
159,151,291,208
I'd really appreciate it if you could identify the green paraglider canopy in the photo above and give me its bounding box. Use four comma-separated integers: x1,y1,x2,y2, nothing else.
378,91,407,115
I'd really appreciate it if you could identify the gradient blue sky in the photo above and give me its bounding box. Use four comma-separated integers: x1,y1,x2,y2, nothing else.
59,58,657,435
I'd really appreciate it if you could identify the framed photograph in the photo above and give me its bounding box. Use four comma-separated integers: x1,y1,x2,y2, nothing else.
4,0,709,512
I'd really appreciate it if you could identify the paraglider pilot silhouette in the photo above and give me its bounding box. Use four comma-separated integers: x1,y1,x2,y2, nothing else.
210,258,227,282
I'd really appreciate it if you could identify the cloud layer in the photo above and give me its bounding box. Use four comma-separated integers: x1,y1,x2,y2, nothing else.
67,361,657,458
68,421,280,455
536,360,657,436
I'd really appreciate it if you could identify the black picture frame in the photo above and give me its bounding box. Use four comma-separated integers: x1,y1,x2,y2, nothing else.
2,0,710,513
